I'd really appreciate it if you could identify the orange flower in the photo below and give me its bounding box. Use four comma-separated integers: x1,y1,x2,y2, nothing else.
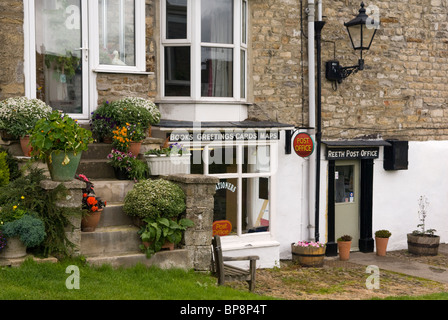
83,193,87,198
87,197,98,206
91,206,98,212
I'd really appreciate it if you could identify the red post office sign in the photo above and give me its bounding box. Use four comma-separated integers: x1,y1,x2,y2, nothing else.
293,132,314,158
212,220,232,236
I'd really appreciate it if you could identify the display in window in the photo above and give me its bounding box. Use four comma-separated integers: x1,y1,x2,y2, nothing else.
335,165,355,203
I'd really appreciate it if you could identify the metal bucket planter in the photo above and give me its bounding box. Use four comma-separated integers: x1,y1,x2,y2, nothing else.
407,233,440,256
291,243,326,267
46,151,82,182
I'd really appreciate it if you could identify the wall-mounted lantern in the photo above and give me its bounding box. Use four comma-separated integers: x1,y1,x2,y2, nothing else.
325,2,380,85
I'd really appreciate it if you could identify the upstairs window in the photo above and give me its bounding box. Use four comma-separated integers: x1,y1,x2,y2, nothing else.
161,0,247,100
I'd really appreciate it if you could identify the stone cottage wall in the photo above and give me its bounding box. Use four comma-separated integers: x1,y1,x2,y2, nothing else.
0,1,25,99
2,1,448,141
249,0,448,142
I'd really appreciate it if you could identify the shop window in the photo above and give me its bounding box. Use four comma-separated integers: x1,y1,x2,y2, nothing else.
191,142,273,236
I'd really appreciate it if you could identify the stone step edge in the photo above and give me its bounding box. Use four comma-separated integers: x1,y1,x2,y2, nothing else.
84,249,192,270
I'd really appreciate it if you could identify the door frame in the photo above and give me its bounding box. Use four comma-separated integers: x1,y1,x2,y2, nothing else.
24,0,93,120
326,158,374,256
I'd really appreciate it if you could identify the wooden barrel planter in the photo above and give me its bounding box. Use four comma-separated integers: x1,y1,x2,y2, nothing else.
291,243,326,267
407,233,440,256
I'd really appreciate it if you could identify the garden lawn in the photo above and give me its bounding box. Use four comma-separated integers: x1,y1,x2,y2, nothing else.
0,258,274,300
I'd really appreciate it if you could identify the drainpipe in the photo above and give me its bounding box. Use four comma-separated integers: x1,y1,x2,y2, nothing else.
307,0,316,241
314,0,325,243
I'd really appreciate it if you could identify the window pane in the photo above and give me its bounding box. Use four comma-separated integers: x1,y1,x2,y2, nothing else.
166,0,187,39
244,177,270,233
213,177,270,235
98,0,135,66
165,46,191,96
201,0,233,44
35,0,83,114
242,0,247,44
201,47,233,97
335,165,355,203
240,49,246,99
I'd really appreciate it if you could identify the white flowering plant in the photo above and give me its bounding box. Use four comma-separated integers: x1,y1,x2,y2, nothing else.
293,240,326,248
0,97,52,138
109,97,161,128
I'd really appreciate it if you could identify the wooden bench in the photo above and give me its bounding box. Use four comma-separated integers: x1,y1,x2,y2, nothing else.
211,235,259,292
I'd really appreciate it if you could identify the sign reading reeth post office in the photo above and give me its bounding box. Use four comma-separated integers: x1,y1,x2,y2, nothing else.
326,147,379,160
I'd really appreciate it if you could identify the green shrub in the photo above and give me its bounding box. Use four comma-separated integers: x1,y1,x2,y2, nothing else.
337,235,352,242
123,179,186,219
0,151,9,187
1,214,46,248
375,229,392,238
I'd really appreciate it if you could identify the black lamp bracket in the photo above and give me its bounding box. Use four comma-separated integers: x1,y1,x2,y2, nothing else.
325,58,364,84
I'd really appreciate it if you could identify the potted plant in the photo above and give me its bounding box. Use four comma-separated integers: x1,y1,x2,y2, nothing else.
106,149,148,181
29,110,93,181
90,101,117,143
144,142,191,175
109,96,161,132
112,123,146,155
76,174,107,232
0,214,46,259
408,195,440,256
337,235,352,261
375,229,391,256
0,97,52,156
123,179,192,257
139,216,194,258
291,240,326,267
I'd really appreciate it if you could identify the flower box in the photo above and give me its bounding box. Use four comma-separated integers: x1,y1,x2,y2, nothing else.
144,154,191,175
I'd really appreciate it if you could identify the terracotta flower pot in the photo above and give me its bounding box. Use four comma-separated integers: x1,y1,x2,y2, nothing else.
375,237,389,256
20,135,32,157
81,209,103,232
128,141,142,156
337,241,352,261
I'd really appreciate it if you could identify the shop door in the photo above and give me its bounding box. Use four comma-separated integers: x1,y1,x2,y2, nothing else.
334,160,360,250
34,0,89,118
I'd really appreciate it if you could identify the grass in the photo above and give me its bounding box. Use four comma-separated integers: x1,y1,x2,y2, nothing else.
0,258,274,300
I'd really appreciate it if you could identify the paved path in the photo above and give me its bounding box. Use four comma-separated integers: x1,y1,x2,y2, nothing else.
347,244,448,284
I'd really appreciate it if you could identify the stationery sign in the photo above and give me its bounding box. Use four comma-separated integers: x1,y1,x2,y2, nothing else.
212,220,232,237
293,132,314,158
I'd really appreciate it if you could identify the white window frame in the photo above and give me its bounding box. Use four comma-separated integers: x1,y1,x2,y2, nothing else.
23,0,147,121
90,0,147,73
160,0,247,102
199,140,277,240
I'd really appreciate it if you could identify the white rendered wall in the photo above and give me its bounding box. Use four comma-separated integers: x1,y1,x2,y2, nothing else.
373,141,448,250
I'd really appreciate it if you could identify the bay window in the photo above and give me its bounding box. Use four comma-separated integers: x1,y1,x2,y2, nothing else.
161,0,248,100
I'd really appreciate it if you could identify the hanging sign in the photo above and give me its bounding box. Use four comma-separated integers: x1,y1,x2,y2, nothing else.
212,220,232,237
293,132,314,158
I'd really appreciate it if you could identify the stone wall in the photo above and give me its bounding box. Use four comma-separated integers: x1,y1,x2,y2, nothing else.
3,1,448,142
0,0,25,99
163,174,219,272
249,0,448,142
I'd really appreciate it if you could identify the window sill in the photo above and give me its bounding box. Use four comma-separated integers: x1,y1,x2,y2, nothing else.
93,68,154,75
